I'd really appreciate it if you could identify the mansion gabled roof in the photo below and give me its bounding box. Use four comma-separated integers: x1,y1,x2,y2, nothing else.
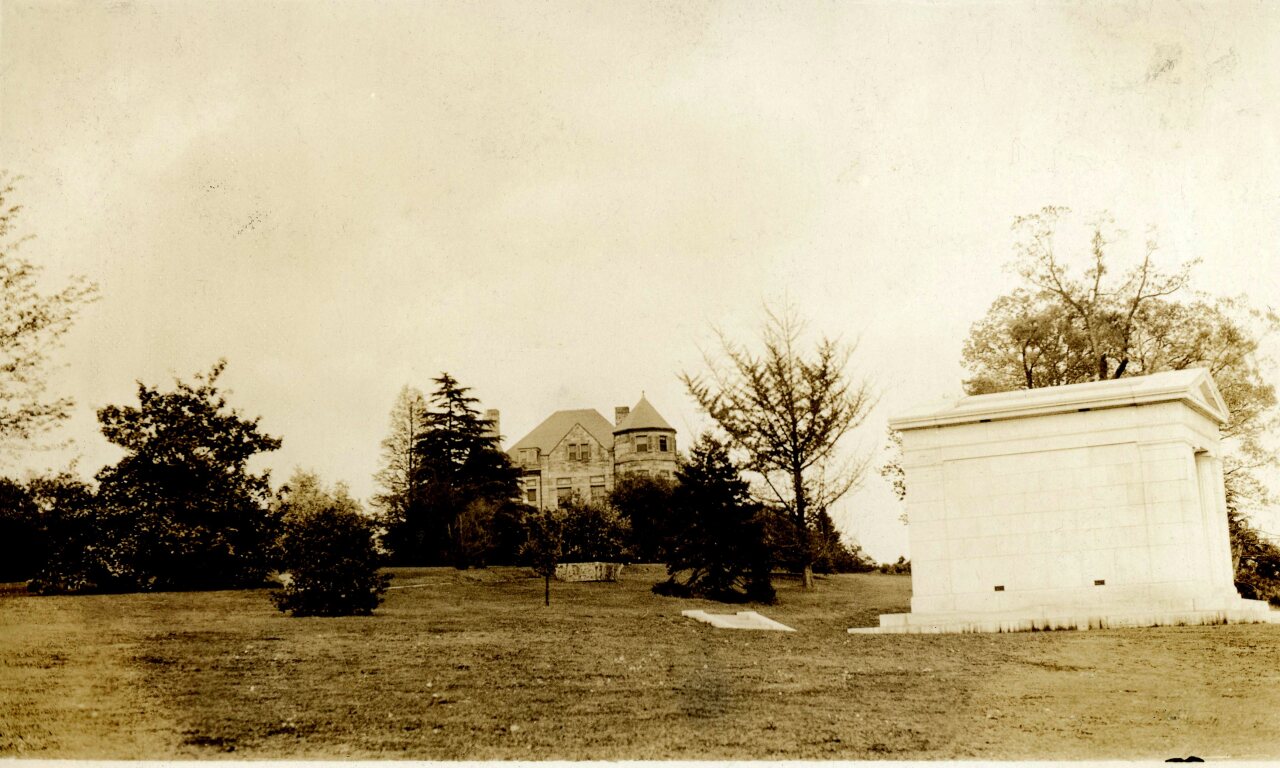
509,408,616,454
614,395,675,433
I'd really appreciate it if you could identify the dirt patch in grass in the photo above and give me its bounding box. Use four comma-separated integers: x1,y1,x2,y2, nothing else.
2,566,1279,759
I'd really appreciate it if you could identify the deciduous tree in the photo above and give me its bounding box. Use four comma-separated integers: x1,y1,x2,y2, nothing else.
92,361,282,590
26,472,104,594
372,385,427,529
608,473,677,563
1000,207,1194,382
521,507,565,606
560,496,630,563
0,478,42,582
682,306,876,589
0,174,98,448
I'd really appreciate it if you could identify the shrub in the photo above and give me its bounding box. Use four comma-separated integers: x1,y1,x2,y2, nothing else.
271,472,388,617
878,556,912,575
560,498,630,562
609,473,677,562
450,497,497,569
26,474,138,595
488,500,533,565
811,511,877,574
0,478,43,583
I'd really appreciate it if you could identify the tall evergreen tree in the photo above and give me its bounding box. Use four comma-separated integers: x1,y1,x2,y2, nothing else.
658,433,774,603
386,373,518,565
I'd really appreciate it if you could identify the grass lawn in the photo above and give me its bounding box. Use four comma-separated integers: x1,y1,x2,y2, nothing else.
3,565,1279,760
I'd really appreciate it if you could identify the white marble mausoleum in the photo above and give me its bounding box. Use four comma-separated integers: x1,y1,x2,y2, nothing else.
852,369,1278,634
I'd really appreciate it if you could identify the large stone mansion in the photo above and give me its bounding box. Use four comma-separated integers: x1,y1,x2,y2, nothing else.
507,396,678,509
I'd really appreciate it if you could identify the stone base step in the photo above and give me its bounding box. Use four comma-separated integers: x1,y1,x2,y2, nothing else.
849,606,1280,634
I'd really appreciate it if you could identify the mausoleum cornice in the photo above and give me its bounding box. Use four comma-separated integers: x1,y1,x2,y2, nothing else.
889,369,1229,431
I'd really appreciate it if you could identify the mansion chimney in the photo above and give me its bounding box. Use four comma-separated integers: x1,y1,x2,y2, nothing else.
614,406,630,426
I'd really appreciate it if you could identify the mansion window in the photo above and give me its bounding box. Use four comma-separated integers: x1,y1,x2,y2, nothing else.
636,435,650,453
525,487,537,503
658,436,669,452
555,478,574,506
567,442,591,461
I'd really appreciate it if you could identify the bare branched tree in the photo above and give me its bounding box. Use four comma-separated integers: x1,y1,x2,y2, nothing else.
681,305,877,589
1010,206,1196,381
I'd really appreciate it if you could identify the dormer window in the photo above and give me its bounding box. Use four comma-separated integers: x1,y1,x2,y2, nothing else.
636,435,650,453
567,444,579,461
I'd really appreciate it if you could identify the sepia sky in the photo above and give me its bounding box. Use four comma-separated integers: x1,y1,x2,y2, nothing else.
3,1,1279,559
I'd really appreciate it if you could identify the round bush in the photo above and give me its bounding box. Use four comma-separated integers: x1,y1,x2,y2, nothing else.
272,505,389,617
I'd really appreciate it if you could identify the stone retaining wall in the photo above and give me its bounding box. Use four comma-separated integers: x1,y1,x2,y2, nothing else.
554,562,623,582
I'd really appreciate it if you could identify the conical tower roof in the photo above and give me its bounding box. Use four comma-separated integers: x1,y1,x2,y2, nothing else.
614,395,674,433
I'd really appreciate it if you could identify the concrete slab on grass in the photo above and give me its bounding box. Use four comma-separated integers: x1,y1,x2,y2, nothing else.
682,609,795,632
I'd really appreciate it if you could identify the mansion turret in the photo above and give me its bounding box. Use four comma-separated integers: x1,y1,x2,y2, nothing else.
508,395,677,509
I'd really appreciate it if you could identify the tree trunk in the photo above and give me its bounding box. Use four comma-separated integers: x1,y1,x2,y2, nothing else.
544,574,550,606
793,468,816,590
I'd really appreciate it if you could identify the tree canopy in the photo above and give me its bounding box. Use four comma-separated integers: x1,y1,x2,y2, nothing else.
682,306,876,589
92,361,282,590
0,174,98,448
608,473,677,563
